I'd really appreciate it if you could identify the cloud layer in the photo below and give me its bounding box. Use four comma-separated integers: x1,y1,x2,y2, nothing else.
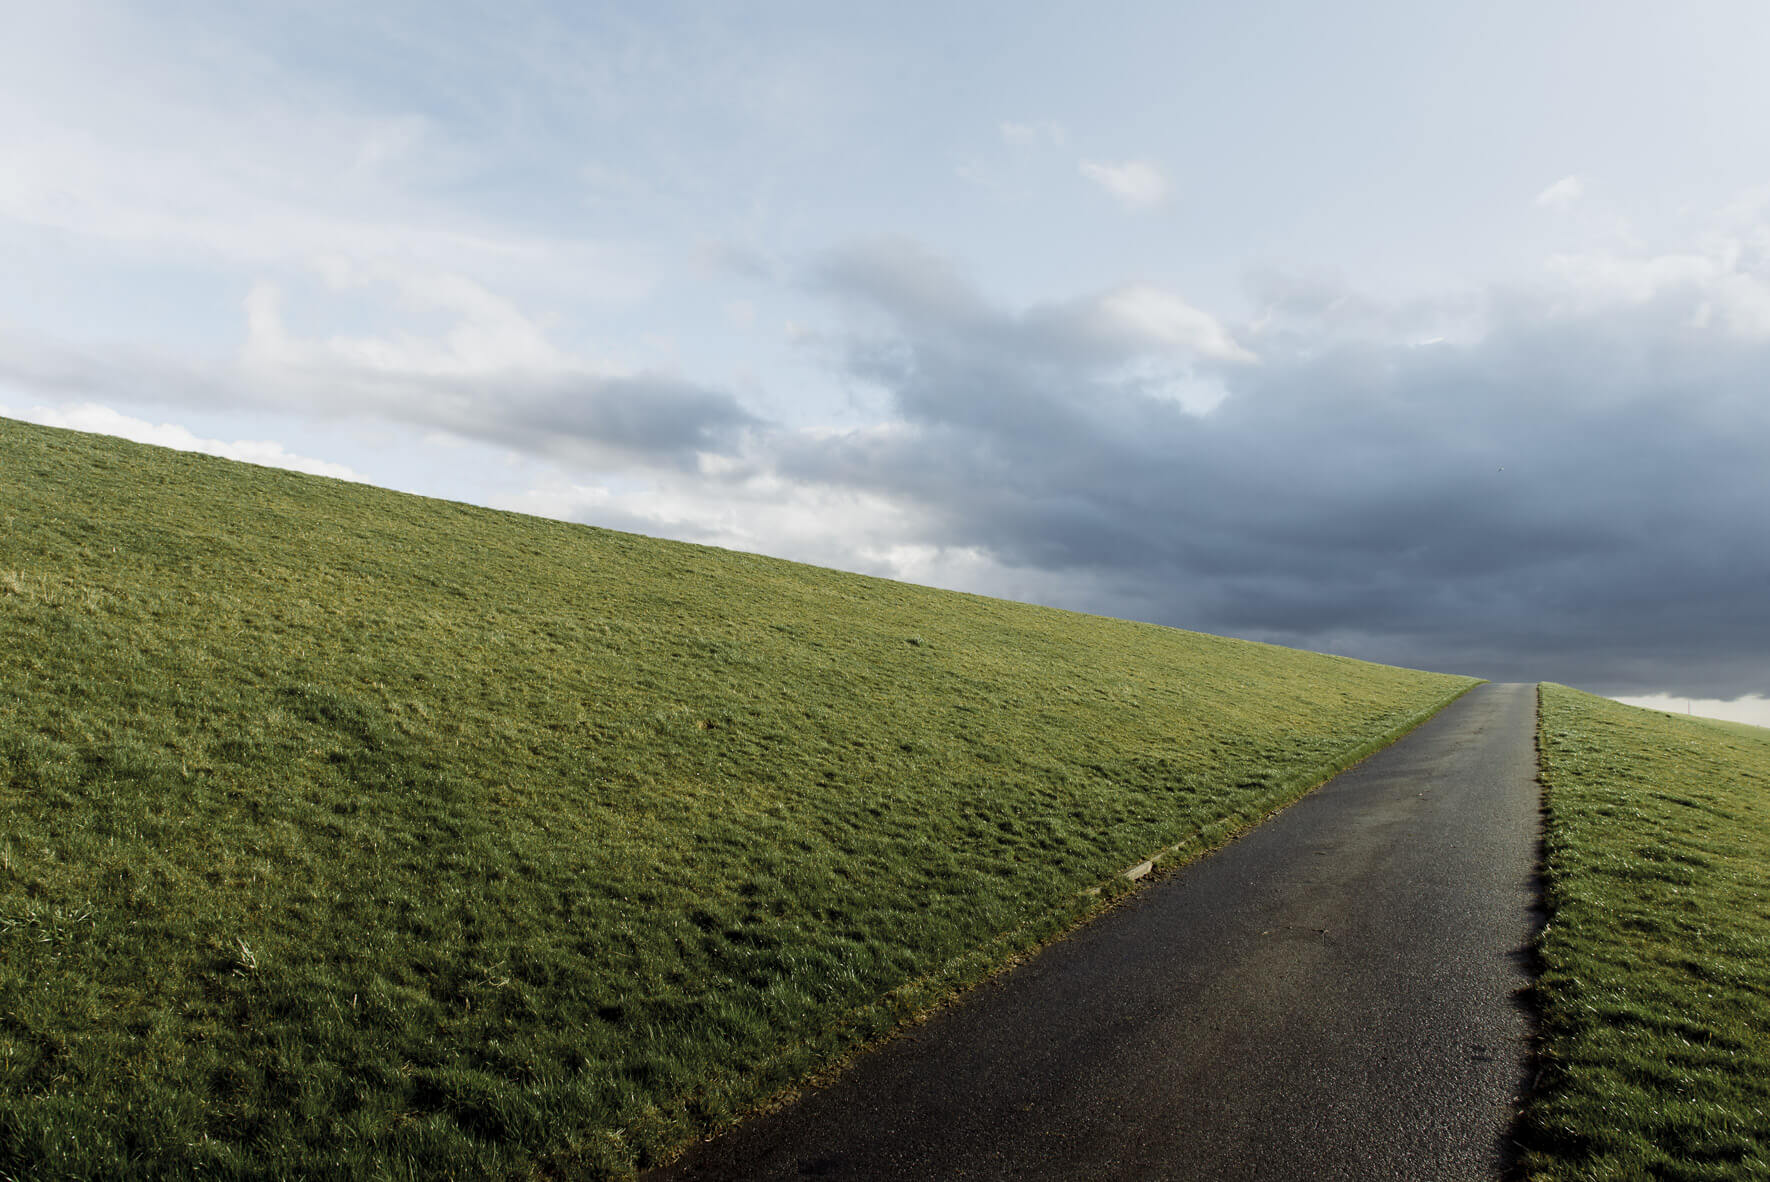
754,233,1770,699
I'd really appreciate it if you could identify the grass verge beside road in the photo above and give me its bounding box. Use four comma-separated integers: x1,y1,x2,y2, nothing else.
1524,684,1770,1179
1,417,1473,1178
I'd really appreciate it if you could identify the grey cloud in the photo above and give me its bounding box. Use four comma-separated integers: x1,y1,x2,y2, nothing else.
0,334,762,470
815,237,994,339
816,238,1255,376
783,245,1770,700
479,374,764,465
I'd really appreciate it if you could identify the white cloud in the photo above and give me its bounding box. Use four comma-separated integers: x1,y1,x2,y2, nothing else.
1534,175,1585,211
1079,159,1170,209
491,446,929,574
491,443,1107,610
1541,241,1770,338
6,402,364,481
242,266,574,381
1096,284,1257,362
1612,694,1770,729
1544,250,1715,303
0,256,752,473
227,276,757,466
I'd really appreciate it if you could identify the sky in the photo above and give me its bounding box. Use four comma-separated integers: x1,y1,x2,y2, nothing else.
4,1,1769,724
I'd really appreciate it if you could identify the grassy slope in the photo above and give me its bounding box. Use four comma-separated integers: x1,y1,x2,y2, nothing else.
1525,685,1770,1180
0,418,1473,1178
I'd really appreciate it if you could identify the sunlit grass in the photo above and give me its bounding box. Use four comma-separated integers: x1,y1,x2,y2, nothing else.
1523,685,1770,1180
0,417,1473,1178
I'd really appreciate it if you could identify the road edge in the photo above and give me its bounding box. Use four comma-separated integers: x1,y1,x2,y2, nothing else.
639,676,1488,1177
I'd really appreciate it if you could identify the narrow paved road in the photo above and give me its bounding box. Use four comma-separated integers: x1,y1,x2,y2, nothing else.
653,682,1541,1181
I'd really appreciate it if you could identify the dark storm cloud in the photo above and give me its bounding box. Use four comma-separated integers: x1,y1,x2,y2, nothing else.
784,244,1770,699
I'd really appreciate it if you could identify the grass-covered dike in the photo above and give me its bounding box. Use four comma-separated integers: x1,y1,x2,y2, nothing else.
1523,685,1770,1180
0,417,1474,1178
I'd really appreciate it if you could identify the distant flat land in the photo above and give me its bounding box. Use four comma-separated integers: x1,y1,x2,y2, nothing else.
0,417,1473,1178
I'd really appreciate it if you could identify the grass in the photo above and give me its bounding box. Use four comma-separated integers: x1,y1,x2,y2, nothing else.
1523,685,1770,1180
0,416,1474,1178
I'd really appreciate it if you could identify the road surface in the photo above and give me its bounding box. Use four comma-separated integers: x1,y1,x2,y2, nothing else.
652,682,1541,1180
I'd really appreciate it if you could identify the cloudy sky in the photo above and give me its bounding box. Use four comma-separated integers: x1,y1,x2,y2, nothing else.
5,1,1769,722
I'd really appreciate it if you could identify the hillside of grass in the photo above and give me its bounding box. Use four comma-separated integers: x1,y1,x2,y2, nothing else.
1524,685,1770,1180
0,417,1474,1178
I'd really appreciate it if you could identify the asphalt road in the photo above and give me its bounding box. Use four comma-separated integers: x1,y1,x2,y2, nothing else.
651,682,1542,1181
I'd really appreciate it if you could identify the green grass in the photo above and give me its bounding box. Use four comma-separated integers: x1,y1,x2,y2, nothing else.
0,416,1474,1178
1523,685,1770,1180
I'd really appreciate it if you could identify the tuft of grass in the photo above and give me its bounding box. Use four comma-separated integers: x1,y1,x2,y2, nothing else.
0,416,1474,1178
1522,685,1770,1180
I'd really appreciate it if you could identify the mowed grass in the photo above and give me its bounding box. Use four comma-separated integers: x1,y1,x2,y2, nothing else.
0,417,1473,1178
1524,685,1770,1179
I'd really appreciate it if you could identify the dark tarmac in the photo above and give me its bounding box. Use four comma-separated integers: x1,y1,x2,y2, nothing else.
651,682,1542,1181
